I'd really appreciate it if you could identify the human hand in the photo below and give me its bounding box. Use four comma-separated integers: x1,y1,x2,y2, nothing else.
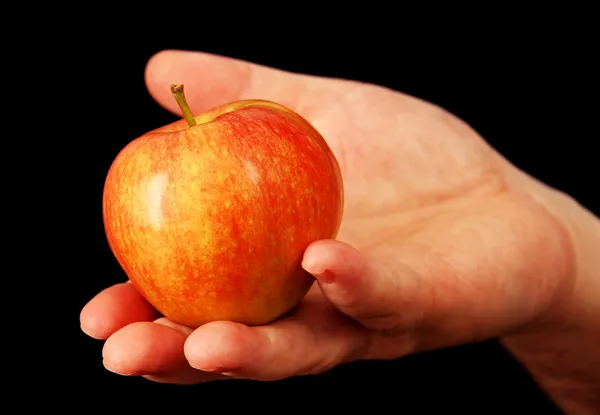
81,50,599,411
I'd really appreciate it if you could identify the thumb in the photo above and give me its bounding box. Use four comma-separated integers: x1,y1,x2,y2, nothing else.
301,196,571,352
301,239,423,332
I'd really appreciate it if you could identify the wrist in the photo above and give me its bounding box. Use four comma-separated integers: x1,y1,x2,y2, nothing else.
531,184,600,329
504,163,600,329
502,166,600,414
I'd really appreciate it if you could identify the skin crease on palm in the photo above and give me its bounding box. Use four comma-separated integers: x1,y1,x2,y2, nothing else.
80,50,599,413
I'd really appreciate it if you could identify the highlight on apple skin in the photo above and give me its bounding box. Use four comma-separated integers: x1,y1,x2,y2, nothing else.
102,84,344,328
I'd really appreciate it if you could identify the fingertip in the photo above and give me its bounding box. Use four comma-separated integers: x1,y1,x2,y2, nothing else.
184,321,264,373
102,321,188,376
144,49,184,106
144,49,247,116
80,301,112,340
80,322,104,340
301,239,337,274
80,283,158,340
144,48,170,77
302,239,364,280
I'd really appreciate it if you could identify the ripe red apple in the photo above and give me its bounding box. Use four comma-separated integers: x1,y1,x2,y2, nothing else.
102,84,344,328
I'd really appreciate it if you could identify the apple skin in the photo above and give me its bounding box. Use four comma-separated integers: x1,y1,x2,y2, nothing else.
102,99,344,328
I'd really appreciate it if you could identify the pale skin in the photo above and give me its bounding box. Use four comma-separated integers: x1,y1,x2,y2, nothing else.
80,50,600,413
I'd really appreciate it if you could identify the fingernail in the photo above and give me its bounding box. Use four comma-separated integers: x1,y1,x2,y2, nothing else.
314,269,335,284
103,359,148,376
80,323,104,340
199,365,240,374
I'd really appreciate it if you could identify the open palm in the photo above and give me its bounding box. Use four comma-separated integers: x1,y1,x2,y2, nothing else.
81,50,572,386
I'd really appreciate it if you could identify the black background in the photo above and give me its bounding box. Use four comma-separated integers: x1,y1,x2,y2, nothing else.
37,14,596,414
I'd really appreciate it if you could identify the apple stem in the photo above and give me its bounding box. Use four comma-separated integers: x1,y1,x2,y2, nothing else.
170,84,197,127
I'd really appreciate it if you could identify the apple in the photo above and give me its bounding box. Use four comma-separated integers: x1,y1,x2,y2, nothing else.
102,84,344,328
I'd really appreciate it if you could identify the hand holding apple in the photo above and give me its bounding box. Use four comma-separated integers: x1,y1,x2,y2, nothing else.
82,52,597,415
102,84,344,328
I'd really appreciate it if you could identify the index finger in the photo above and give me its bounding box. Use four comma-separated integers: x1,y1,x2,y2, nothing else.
143,49,339,117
